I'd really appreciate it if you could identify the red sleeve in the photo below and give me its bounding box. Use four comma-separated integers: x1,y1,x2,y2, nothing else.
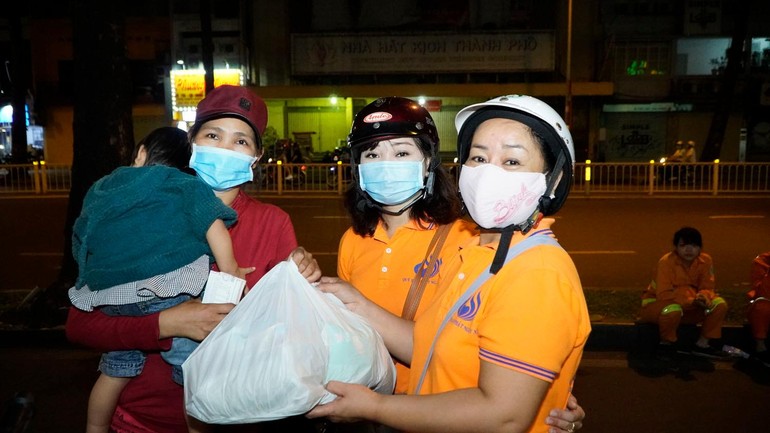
65,307,172,352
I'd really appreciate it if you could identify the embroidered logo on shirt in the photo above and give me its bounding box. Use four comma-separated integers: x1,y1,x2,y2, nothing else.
413,255,442,278
457,291,482,321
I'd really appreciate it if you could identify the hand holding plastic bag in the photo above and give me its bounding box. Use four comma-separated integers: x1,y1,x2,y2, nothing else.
183,260,395,424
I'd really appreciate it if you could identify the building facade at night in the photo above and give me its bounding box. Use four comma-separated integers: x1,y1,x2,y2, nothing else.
2,0,769,164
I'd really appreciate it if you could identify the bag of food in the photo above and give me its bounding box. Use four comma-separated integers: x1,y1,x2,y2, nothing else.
183,260,395,424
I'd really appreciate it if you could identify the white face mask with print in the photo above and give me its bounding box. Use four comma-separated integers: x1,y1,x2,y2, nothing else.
459,164,547,229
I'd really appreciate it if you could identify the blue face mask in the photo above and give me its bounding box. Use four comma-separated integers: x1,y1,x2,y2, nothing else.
359,160,425,205
189,144,258,191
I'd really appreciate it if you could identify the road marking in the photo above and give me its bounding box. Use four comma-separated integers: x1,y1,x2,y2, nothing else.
20,252,63,256
313,216,349,219
567,250,636,255
579,357,736,370
709,215,765,219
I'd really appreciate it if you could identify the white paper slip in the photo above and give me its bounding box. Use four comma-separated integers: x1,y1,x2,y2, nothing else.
202,271,246,305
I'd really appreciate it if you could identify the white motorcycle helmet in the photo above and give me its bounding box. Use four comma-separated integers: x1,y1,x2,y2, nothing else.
455,94,575,217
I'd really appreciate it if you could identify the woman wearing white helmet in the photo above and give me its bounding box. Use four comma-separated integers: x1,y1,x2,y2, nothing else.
313,95,588,433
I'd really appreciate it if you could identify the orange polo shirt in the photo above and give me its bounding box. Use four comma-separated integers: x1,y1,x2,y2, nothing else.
409,220,590,433
337,218,478,393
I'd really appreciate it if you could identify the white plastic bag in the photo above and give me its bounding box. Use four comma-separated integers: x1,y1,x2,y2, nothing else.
183,260,395,424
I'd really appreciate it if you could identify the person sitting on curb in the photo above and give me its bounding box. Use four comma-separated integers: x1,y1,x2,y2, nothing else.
747,251,770,366
639,226,729,360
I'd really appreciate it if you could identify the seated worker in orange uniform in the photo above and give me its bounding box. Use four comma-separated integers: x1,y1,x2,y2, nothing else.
640,227,728,360
747,251,770,366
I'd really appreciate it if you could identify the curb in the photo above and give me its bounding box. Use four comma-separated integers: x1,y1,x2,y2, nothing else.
587,322,751,352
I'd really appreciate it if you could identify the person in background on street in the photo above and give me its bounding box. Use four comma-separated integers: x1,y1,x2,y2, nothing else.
67,127,252,433
66,85,321,433
668,140,685,162
312,95,590,433
747,251,770,366
337,96,584,433
640,227,728,360
683,140,697,163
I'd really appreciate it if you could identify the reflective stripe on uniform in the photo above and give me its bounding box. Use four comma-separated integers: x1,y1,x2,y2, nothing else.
706,296,726,315
661,304,683,315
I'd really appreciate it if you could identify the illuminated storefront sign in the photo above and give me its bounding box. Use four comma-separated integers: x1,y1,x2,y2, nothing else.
170,69,244,112
291,32,554,74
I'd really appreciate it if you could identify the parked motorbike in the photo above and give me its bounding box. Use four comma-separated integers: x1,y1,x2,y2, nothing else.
257,159,306,188
323,147,351,189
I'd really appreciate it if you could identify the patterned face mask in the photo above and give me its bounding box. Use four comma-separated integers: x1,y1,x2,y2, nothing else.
459,164,546,229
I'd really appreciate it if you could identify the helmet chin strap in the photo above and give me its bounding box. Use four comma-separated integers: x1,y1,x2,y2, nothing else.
488,210,542,274
488,152,566,274
378,190,425,216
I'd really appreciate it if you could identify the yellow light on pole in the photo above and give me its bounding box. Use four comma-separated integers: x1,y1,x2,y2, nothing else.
584,159,591,182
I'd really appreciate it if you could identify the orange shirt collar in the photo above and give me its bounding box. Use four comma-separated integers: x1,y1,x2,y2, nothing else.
372,218,435,242
672,251,707,269
462,217,556,252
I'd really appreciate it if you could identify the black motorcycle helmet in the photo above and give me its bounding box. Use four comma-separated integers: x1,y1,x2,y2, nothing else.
348,97,441,214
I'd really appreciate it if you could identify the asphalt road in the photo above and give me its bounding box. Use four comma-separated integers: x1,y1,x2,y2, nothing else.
2,194,768,294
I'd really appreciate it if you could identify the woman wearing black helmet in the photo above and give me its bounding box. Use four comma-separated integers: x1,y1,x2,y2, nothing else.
338,97,478,398
323,96,587,433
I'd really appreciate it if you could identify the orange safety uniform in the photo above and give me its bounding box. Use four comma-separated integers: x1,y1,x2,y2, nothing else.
337,217,478,393
747,252,770,340
409,220,591,433
639,251,727,342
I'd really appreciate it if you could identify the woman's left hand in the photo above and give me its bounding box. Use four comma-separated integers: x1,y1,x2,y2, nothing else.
291,246,322,283
545,394,585,433
306,381,379,424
